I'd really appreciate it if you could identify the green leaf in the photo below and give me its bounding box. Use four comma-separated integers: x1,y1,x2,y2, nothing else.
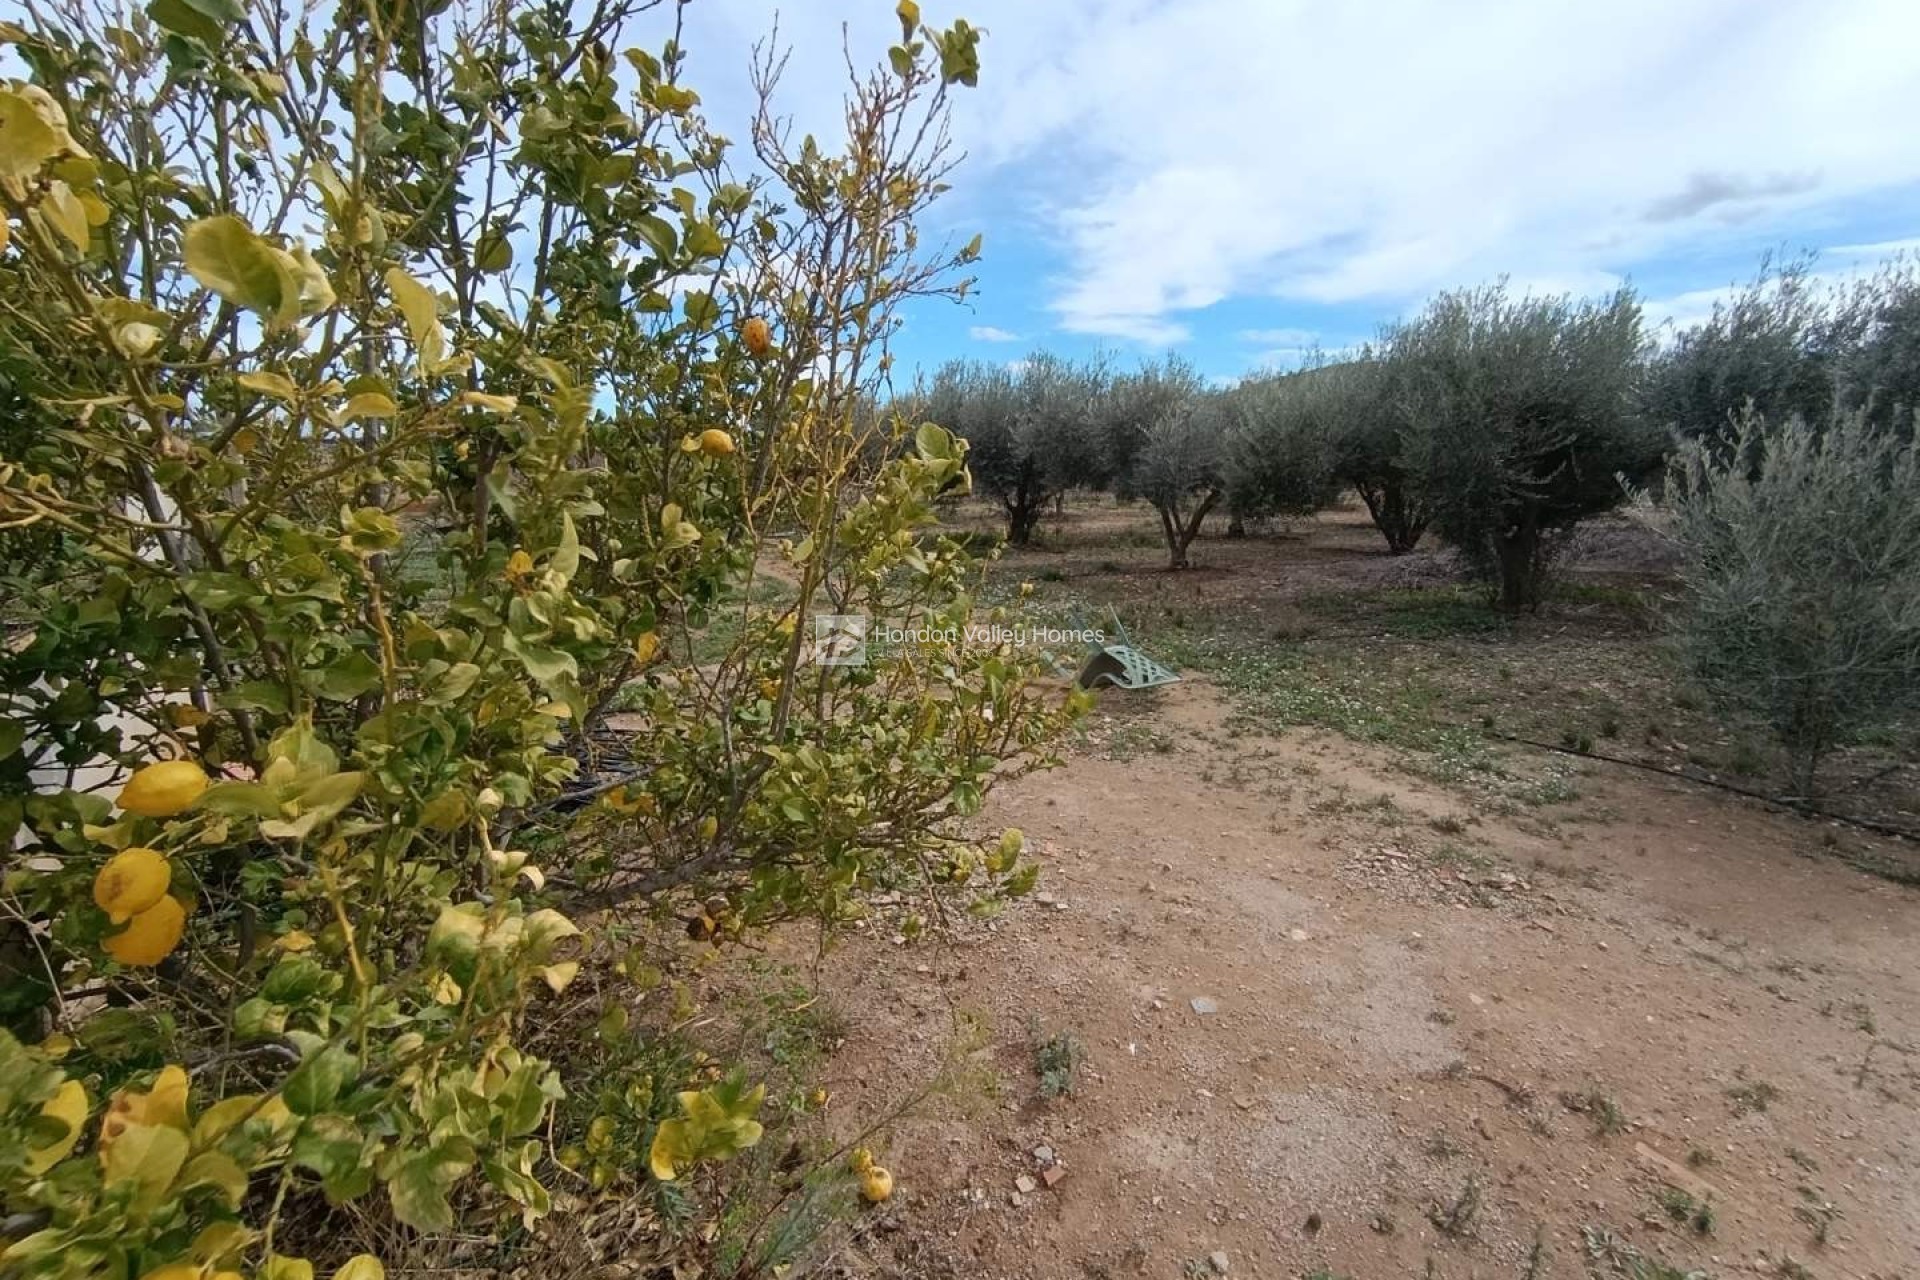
633,214,677,260
387,1139,476,1231
184,215,297,322
888,45,914,78
682,290,717,327
503,632,578,685
315,651,383,701
146,0,221,42
473,231,513,273
683,220,724,259
283,1044,356,1116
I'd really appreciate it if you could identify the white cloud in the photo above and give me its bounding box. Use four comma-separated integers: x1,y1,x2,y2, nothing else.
968,324,1022,342
959,0,1919,337
670,0,1920,343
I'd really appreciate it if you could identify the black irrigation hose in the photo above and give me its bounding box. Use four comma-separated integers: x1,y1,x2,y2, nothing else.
1480,727,1920,843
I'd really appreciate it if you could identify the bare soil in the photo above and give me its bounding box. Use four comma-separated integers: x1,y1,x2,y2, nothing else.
797,502,1920,1280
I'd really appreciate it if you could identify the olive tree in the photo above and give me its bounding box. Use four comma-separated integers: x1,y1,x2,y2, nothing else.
926,351,1107,544
1668,410,1920,796
1107,357,1225,568
1643,255,1841,444
1399,284,1661,611
1832,256,1920,437
1220,371,1341,537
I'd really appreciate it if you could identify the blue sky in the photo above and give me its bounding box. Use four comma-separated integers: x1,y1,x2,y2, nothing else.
672,0,1920,384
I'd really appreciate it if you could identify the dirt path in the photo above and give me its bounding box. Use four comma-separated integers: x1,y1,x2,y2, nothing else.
808,681,1920,1279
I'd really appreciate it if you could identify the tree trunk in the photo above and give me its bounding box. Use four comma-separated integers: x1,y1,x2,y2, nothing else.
1494,517,1539,612
1162,489,1221,569
1357,480,1425,555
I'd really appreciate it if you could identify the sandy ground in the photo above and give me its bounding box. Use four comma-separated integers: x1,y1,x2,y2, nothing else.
804,677,1920,1279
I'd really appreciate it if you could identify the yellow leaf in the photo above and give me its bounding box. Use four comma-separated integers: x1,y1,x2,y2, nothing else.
40,179,89,250
103,895,187,966
24,1079,88,1174
176,1150,250,1208
93,846,171,924
275,929,315,952
334,1256,385,1280
99,1121,190,1210
338,392,397,422
384,267,447,368
191,1092,291,1145
634,631,659,665
0,86,67,179
237,371,300,401
456,391,516,413
648,1117,689,1181
183,214,300,325
540,961,578,993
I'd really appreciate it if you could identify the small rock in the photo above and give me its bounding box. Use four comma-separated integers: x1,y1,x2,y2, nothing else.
1015,1174,1038,1194
1009,1191,1026,1208
1032,1144,1056,1164
1042,1164,1066,1188
1287,928,1310,942
1190,996,1221,1015
1208,1250,1230,1274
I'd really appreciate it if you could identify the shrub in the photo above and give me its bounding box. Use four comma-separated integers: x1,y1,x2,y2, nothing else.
1667,410,1920,796
1397,283,1661,610
0,4,1073,1277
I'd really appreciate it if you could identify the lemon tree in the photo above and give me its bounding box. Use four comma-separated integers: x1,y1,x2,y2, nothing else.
0,1,1073,1274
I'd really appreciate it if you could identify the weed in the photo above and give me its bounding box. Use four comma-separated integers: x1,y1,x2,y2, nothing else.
1429,813,1469,835
1562,1084,1628,1135
1794,1189,1840,1246
1725,1079,1780,1116
1427,1174,1481,1237
1654,1187,1714,1235
1685,1147,1716,1169
1029,1020,1084,1099
1521,1226,1550,1280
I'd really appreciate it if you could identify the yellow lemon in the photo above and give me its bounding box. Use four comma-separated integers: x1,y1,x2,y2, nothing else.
698,428,736,457
860,1165,894,1203
116,760,207,818
104,896,187,967
93,847,171,924
741,316,772,358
